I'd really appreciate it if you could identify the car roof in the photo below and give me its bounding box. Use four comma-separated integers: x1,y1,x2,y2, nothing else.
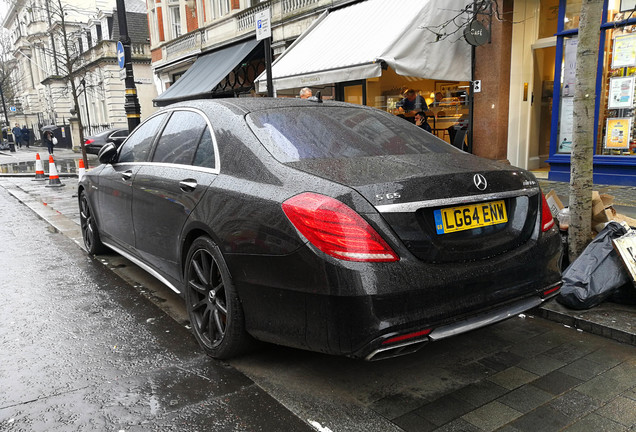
89,128,128,138
164,98,374,115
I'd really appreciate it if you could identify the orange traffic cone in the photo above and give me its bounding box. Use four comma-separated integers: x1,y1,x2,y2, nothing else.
32,153,46,181
77,158,86,182
45,155,65,188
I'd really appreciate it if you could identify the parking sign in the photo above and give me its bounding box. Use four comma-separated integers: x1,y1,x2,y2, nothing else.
255,8,271,41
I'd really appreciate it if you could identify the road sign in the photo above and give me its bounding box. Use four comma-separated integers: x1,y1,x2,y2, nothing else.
9,106,16,112
255,8,271,41
117,41,125,68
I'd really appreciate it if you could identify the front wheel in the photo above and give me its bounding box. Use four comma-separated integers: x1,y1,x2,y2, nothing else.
79,191,107,255
184,237,253,359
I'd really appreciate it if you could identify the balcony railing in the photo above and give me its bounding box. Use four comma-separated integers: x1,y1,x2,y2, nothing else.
156,0,331,67
282,0,320,14
165,30,206,61
236,1,270,32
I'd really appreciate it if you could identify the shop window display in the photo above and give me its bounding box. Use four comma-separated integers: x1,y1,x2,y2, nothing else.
598,26,636,156
609,0,636,22
564,0,581,30
556,2,636,157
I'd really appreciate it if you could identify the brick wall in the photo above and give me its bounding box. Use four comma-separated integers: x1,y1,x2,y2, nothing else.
186,5,198,33
151,48,163,62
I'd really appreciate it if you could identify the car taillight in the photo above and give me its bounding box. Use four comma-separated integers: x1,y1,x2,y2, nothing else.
85,139,94,145
282,192,399,262
541,192,555,232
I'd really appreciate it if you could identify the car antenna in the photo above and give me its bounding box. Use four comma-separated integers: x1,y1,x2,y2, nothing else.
308,91,323,103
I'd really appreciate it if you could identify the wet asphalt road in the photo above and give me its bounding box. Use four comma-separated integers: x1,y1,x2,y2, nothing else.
0,187,312,432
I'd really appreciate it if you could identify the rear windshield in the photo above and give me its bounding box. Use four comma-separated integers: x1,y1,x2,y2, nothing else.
246,106,458,163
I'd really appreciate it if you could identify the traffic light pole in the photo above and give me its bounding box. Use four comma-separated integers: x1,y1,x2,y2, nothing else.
116,0,141,131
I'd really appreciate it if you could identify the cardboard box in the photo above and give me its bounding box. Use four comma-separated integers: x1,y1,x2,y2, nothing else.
613,229,636,284
592,191,615,225
545,190,564,218
544,190,634,233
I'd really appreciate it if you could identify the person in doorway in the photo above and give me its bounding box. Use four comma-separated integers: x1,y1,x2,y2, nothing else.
432,91,444,106
414,111,432,133
43,130,54,155
21,125,29,148
396,89,428,121
12,123,22,149
299,87,312,99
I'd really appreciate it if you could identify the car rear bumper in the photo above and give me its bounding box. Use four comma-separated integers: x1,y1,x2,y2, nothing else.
227,229,563,359
359,287,560,360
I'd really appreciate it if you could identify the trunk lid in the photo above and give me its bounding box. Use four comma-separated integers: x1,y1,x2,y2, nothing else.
286,153,542,263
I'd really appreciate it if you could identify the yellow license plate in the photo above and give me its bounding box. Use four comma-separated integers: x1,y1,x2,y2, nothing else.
434,200,508,234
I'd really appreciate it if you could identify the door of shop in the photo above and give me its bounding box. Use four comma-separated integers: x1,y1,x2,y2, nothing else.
336,80,367,105
529,44,556,169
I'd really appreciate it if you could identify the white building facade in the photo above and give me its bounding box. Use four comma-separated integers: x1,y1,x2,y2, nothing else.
2,0,157,139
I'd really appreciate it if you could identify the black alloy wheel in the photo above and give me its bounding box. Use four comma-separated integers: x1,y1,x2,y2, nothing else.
184,237,252,359
79,191,106,255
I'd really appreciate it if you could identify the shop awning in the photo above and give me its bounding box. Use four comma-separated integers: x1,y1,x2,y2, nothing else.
154,39,260,106
256,0,471,92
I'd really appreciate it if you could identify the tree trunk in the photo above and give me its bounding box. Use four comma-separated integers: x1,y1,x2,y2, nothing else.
569,0,604,261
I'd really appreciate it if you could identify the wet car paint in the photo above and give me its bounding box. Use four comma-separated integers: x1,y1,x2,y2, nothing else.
79,98,562,360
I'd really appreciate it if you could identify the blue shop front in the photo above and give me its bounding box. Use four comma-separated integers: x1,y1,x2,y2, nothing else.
547,0,636,186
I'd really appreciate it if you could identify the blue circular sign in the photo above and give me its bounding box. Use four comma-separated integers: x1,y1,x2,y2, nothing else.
117,41,125,68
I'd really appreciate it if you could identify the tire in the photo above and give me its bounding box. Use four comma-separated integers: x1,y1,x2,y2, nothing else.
79,191,107,255
184,236,253,359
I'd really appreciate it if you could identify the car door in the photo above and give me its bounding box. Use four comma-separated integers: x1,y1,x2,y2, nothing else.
132,109,219,282
97,113,167,251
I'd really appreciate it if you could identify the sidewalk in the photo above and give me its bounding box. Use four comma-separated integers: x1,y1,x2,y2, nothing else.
1,149,635,348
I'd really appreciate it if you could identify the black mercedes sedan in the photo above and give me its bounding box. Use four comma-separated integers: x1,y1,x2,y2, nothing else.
78,98,562,361
84,128,129,154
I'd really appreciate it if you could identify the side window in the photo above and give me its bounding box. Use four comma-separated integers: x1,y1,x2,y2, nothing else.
152,110,206,165
111,130,129,140
118,114,166,163
193,126,216,169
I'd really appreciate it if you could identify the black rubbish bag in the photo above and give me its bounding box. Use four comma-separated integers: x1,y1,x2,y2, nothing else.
557,221,630,310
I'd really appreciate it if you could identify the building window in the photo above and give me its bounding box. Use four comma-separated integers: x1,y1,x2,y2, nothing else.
169,5,182,38
216,0,230,16
96,24,102,42
563,0,581,31
553,0,636,160
204,0,214,21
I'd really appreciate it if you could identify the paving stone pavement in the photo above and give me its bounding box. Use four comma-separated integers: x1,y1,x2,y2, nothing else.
384,319,636,432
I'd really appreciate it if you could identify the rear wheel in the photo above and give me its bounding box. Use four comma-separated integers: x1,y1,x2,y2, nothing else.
184,236,253,359
79,191,107,255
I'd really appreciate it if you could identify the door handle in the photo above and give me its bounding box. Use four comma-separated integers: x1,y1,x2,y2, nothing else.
179,180,197,192
121,170,133,181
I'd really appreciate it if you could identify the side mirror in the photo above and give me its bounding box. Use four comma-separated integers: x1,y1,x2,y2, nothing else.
98,142,117,164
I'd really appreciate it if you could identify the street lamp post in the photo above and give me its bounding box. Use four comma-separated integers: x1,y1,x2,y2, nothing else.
80,79,91,136
115,0,141,132
0,85,8,125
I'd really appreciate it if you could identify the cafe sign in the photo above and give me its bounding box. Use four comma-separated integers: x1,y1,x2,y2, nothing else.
464,20,490,47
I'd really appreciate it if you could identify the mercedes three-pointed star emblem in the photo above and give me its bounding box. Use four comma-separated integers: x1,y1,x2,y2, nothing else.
473,174,487,191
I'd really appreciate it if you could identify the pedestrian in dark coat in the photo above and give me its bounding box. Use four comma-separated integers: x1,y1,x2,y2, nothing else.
21,126,29,148
43,131,54,155
12,123,22,149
